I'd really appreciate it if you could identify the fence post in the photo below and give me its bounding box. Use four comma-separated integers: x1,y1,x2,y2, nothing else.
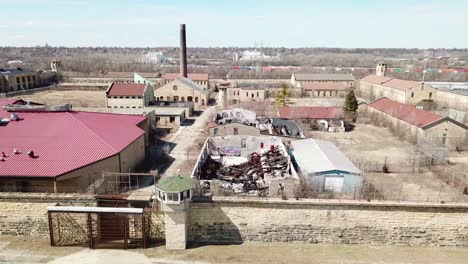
416,185,422,202
397,185,403,201
437,185,443,202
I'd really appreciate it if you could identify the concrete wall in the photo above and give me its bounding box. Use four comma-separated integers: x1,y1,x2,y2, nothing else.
0,193,95,237
189,197,468,247
435,90,468,112
209,123,261,137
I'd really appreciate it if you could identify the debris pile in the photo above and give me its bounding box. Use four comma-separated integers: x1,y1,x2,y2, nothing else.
200,145,290,194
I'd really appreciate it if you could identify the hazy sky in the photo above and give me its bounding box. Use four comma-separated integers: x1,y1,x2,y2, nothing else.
0,0,467,48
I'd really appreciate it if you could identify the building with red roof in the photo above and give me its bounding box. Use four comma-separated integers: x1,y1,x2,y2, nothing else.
359,64,437,105
365,97,467,147
106,82,154,109
0,99,149,193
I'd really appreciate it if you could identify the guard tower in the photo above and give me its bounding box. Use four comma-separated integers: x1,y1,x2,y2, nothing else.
155,176,194,250
376,63,387,77
51,59,63,80
218,85,228,109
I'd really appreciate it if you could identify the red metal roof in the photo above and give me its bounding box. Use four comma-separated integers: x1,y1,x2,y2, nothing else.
278,106,345,119
0,99,147,178
301,82,349,91
164,73,209,81
107,83,147,96
367,97,443,128
360,75,420,90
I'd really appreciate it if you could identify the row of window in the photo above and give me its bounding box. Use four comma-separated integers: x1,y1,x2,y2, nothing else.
109,96,143,99
108,106,143,109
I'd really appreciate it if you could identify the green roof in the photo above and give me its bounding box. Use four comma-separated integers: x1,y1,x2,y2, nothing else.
156,176,194,192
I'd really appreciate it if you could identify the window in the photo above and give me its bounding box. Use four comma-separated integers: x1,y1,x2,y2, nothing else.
188,96,193,102
32,76,36,81
167,96,170,101
213,128,219,136
120,96,123,99
251,93,254,98
202,99,205,106
442,133,447,145
233,128,238,135
125,96,129,99
27,76,30,82
429,92,433,99
241,139,247,148
172,85,178,91
173,96,179,101
411,92,414,98
132,106,136,108
195,97,198,103
246,92,248,97
16,77,20,83
257,92,259,97
170,116,175,123
131,96,136,99
181,96,185,102
22,76,25,82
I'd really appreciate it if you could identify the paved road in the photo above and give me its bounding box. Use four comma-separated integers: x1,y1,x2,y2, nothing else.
162,106,216,177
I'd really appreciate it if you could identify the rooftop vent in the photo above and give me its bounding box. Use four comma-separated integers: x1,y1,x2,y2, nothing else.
13,149,20,154
27,150,35,158
10,113,19,121
0,157,4,162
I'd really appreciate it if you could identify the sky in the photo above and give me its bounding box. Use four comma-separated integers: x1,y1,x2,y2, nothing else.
0,0,467,48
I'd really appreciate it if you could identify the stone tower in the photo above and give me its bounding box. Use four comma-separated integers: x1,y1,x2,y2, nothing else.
155,176,194,250
218,86,227,109
51,59,62,80
376,63,387,77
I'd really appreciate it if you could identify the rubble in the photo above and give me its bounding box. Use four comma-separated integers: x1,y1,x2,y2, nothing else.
199,143,291,195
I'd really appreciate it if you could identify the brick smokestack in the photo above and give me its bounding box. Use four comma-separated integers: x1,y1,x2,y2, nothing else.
180,24,188,78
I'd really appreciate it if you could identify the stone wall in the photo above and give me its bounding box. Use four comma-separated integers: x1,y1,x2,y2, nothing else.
0,193,95,237
189,197,468,247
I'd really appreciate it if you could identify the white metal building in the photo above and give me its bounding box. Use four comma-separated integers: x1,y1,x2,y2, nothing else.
290,139,362,192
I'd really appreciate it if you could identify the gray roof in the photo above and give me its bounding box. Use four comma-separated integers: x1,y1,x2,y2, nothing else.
0,68,34,75
154,107,185,116
293,73,354,81
271,118,304,138
291,139,360,175
176,77,209,95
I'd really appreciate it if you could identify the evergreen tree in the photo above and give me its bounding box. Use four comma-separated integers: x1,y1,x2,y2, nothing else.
343,89,358,120
275,83,291,107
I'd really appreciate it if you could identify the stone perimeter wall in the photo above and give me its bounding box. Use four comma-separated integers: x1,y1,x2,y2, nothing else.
189,197,468,247
0,193,95,237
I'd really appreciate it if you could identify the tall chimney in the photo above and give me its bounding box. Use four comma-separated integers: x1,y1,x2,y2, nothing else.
180,24,188,78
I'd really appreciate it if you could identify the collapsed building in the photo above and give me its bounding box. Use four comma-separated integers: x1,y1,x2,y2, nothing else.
191,136,299,197
210,108,305,138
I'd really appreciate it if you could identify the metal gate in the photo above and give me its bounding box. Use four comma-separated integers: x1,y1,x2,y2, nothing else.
47,206,165,249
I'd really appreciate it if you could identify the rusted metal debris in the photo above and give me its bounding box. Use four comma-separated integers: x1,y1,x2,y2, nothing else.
200,146,289,194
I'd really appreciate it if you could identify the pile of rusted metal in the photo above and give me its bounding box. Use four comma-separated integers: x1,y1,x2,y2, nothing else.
200,145,289,194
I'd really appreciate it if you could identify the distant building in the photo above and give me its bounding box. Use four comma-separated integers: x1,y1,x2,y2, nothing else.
364,97,468,148
154,107,186,129
0,68,39,93
163,73,209,89
290,73,355,90
233,50,280,62
301,82,350,97
106,82,154,109
155,77,209,108
278,106,346,132
359,64,437,105
290,139,362,192
140,51,166,64
0,99,148,193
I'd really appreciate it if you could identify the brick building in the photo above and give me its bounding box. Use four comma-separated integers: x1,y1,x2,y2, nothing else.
105,82,154,109
155,77,209,108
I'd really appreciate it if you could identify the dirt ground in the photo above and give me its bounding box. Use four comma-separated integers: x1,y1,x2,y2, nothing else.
311,124,468,202
2,236,468,264
12,90,106,108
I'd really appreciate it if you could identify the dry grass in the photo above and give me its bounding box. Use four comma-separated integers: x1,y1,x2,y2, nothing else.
12,90,106,108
